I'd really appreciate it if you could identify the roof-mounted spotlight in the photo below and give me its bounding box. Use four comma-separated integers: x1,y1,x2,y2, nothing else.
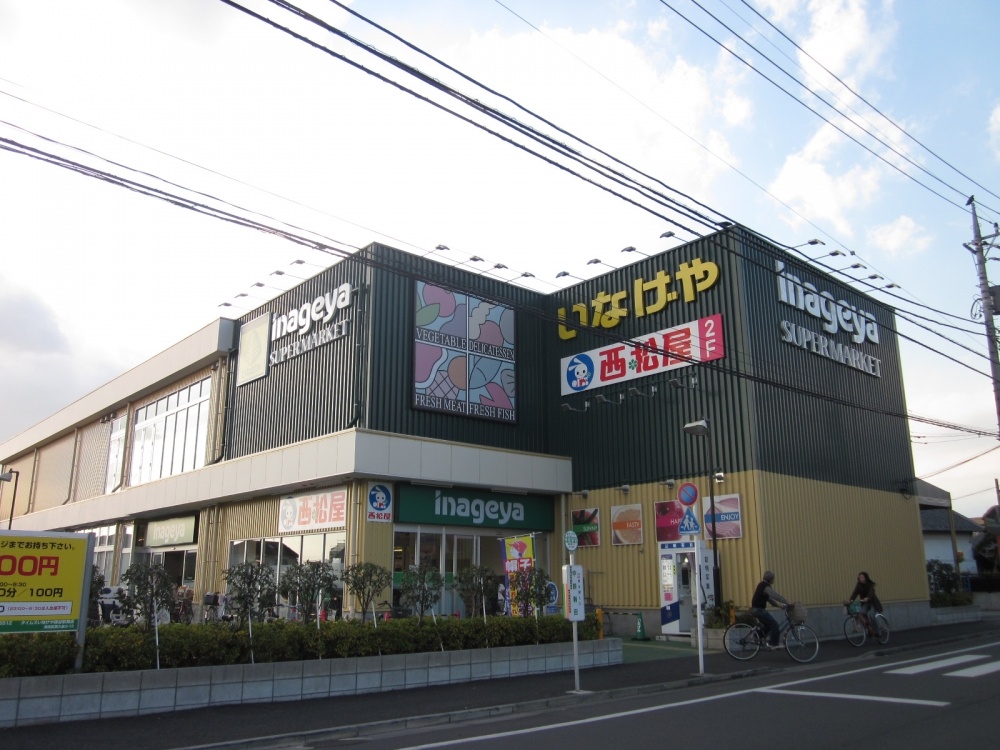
815,249,846,260
572,490,590,499
621,245,650,258
560,401,590,413
628,385,658,398
618,484,630,494
793,239,825,248
660,231,676,239
668,375,698,390
659,478,676,488
555,271,585,282
595,393,624,406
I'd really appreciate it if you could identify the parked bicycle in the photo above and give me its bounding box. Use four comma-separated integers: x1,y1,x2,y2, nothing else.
843,600,890,647
724,603,819,663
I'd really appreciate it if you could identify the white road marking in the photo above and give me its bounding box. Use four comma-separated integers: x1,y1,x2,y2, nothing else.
758,688,948,707
945,661,1000,678
887,655,988,675
397,640,1000,750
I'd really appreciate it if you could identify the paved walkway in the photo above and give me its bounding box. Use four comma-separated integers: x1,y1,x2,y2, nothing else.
3,617,999,749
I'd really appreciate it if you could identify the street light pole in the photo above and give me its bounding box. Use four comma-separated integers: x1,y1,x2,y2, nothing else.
706,433,721,608
1,469,20,530
683,419,722,608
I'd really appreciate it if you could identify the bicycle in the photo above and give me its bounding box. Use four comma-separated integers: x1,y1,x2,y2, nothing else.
843,601,889,647
723,604,819,663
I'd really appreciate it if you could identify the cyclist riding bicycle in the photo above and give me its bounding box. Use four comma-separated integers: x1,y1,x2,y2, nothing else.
751,570,790,649
847,571,882,633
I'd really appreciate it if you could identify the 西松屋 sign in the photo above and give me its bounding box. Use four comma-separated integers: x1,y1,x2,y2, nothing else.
279,488,348,534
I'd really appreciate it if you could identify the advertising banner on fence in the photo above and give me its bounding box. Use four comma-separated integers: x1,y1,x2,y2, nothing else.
0,530,92,635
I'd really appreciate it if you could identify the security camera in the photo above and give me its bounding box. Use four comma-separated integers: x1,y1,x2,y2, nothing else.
713,471,725,484
660,478,676,489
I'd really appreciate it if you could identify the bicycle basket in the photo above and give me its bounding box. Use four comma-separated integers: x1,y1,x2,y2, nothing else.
847,600,862,615
788,602,807,624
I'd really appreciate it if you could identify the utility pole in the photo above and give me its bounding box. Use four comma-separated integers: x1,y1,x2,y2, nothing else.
965,197,1000,439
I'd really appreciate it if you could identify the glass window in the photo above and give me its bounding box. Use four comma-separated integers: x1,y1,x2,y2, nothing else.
172,408,188,474
167,393,177,411
182,551,197,588
178,387,189,408
156,397,166,417
150,419,165,481
183,403,199,473
228,541,247,569
301,534,324,562
201,378,211,398
195,399,209,469
161,413,176,478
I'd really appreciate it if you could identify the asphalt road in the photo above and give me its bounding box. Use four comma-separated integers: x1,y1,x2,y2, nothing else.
2,617,999,750
316,636,1000,750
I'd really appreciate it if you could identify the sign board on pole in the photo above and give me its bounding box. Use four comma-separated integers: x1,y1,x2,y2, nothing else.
562,564,585,622
0,530,91,634
564,530,579,552
677,482,700,507
678,507,701,535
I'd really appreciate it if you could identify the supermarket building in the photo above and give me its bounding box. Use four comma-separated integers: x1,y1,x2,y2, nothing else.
0,226,933,636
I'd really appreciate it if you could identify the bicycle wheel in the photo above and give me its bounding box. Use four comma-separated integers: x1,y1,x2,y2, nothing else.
874,614,890,645
844,615,866,647
724,622,760,660
784,624,819,663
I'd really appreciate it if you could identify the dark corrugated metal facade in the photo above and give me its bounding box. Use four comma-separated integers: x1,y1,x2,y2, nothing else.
226,257,369,458
547,233,755,490
733,229,913,491
225,230,911,495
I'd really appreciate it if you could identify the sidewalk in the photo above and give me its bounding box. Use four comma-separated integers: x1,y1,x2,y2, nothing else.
3,618,999,750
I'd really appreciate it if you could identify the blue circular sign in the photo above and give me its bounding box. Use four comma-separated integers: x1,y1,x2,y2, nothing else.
565,354,595,392
545,581,559,606
678,482,699,507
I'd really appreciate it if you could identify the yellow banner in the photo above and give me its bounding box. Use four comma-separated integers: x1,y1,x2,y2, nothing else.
0,532,90,633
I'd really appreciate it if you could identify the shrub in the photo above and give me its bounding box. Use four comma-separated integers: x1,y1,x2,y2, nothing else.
0,633,78,678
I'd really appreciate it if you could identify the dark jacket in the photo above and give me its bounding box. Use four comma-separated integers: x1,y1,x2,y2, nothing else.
849,580,883,613
751,579,788,610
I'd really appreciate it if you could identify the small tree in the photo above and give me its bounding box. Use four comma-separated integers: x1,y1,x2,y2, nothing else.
340,562,392,622
398,562,444,624
278,561,339,623
508,567,551,618
88,565,105,627
120,561,174,628
455,565,501,618
224,562,277,627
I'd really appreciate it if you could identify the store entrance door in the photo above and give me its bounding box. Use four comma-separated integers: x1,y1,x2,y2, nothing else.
150,548,197,590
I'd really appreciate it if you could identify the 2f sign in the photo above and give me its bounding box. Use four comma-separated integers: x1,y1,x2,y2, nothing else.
562,564,585,622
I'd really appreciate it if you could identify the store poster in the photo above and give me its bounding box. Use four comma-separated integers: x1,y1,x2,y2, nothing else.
570,508,601,547
702,493,743,539
610,504,643,545
654,501,685,542
500,534,535,616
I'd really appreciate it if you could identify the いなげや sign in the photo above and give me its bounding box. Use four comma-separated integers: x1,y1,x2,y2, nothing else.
0,531,92,635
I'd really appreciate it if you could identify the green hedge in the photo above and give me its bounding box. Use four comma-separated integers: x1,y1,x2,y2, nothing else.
0,613,601,678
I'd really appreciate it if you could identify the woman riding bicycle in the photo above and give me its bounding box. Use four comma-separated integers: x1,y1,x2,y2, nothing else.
847,571,882,633
751,570,790,650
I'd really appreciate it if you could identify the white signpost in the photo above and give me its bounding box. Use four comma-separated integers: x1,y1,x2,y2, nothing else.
562,530,587,694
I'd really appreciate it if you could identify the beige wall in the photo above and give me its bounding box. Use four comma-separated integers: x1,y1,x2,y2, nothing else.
32,433,75,512
560,470,928,613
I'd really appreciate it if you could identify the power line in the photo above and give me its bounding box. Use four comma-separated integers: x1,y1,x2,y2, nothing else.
737,0,1000,208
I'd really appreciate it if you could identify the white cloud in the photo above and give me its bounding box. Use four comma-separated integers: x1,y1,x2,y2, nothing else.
866,215,932,259
769,123,881,235
718,91,753,127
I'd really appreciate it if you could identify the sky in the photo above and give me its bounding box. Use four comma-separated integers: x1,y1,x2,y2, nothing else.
1,0,998,519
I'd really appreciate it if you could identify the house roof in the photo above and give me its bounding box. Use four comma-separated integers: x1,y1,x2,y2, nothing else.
920,508,984,534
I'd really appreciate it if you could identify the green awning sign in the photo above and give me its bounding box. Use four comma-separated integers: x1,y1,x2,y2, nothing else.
397,485,553,531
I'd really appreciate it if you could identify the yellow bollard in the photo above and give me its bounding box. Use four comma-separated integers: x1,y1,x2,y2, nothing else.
596,607,604,639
